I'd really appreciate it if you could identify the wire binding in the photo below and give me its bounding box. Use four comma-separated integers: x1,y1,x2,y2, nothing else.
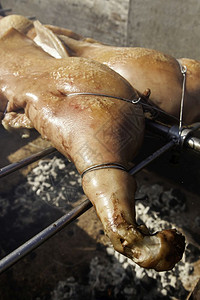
81,162,128,178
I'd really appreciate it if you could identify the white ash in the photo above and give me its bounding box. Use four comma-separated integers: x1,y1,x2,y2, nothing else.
51,277,81,300
23,155,83,210
51,245,196,300
49,167,199,300
104,246,195,299
0,196,9,217
0,154,84,254
3,155,199,300
135,184,187,227
100,183,198,299
72,188,197,300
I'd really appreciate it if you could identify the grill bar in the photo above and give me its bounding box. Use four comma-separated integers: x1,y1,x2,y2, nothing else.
0,199,92,273
129,140,175,175
0,146,57,178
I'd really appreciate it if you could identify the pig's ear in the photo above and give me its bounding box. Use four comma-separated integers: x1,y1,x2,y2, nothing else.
33,20,69,59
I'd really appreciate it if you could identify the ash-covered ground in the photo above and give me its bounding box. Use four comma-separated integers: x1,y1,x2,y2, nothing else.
0,152,199,300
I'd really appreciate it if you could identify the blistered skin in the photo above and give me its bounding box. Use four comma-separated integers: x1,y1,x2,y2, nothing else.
51,32,199,124
56,37,184,120
0,28,185,271
2,16,199,124
0,29,142,168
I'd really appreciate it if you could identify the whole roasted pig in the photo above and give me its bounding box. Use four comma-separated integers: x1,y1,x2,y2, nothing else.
0,23,185,271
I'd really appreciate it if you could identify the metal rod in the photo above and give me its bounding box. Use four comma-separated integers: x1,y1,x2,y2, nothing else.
0,139,176,273
181,127,200,152
0,199,92,274
129,140,175,175
0,147,57,178
145,119,170,137
0,8,12,14
146,119,200,153
26,16,36,20
184,135,200,152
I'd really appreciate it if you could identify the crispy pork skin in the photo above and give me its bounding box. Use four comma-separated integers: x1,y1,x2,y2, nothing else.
2,16,199,124
0,28,185,271
32,22,199,125
53,36,188,123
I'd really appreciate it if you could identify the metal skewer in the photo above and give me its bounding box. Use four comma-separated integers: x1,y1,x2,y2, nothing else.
0,8,12,14
129,140,175,175
0,199,92,273
146,120,200,152
0,146,57,178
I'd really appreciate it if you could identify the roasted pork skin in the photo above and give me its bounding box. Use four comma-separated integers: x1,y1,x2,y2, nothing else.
2,15,199,124
36,24,199,125
0,28,143,167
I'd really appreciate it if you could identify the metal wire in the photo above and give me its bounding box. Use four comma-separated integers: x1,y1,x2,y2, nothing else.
81,162,128,178
179,65,187,133
67,92,141,104
67,91,183,124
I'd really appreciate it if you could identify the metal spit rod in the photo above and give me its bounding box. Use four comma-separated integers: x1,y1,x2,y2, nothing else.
0,8,12,14
0,199,92,273
0,147,57,178
0,138,176,274
146,119,200,152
